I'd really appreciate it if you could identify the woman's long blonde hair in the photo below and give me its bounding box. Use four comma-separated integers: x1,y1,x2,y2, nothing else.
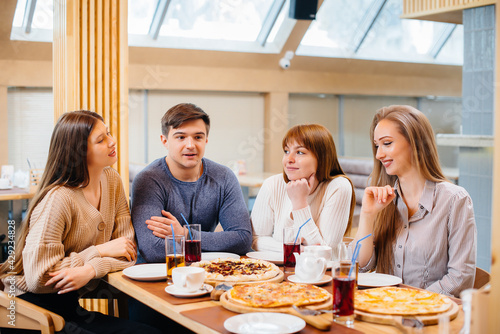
369,105,447,273
0,111,103,280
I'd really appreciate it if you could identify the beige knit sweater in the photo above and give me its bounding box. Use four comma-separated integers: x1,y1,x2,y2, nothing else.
4,167,135,296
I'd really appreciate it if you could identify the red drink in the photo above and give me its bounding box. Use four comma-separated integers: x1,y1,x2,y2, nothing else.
283,243,300,270
333,277,355,316
185,239,201,264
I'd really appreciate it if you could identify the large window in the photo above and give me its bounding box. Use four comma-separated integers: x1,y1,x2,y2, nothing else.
12,0,463,65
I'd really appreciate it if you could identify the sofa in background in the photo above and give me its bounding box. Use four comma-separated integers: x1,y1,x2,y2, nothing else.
338,157,374,233
129,162,147,192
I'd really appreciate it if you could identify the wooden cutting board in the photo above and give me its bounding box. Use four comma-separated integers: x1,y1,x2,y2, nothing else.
220,290,333,330
355,299,460,326
205,269,284,286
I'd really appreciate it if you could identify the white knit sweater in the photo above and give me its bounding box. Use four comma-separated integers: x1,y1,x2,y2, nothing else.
4,168,135,296
251,174,352,252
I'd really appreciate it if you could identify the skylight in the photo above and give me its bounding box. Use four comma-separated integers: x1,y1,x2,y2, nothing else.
296,0,463,65
10,0,463,65
128,0,295,53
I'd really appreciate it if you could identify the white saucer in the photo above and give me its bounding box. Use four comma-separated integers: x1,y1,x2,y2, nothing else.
246,251,283,265
164,283,213,298
287,274,332,286
123,263,167,281
224,312,305,334
201,252,240,261
358,273,402,287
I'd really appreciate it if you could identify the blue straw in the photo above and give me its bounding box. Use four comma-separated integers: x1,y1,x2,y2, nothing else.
348,233,372,278
348,244,361,277
171,224,176,258
293,218,311,245
180,213,193,241
350,233,372,264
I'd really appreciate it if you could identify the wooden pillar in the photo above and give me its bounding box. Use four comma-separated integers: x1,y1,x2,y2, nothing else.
0,86,8,165
490,3,500,332
53,0,129,195
263,92,289,173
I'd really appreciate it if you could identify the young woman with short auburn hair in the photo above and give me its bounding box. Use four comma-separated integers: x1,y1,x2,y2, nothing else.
251,124,355,252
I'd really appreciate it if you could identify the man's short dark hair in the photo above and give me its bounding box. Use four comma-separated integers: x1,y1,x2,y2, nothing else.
161,103,211,137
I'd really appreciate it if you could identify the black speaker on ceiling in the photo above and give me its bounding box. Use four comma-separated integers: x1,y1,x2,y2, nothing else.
289,0,318,20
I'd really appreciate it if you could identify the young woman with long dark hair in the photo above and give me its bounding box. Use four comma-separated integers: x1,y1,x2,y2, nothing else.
0,110,159,333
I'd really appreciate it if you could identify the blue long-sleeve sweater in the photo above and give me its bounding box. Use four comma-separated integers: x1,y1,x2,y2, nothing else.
131,157,252,263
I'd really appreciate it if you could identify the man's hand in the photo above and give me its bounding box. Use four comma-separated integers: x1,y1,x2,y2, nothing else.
146,210,185,238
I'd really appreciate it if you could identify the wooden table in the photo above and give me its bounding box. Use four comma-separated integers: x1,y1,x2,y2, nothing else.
0,187,34,220
105,272,221,334
236,172,275,210
236,172,275,188
104,270,465,334
0,187,33,201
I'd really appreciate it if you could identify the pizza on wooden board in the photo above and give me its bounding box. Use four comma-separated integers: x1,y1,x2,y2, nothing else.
191,258,281,282
228,282,331,308
355,287,453,315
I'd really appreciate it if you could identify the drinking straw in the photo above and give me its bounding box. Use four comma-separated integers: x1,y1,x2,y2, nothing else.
180,213,193,241
293,218,312,245
285,218,312,264
348,233,372,277
350,233,372,264
171,224,176,258
348,244,361,278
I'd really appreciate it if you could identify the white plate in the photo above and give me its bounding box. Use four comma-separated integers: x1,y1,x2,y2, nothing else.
224,312,305,334
246,251,283,265
358,273,402,287
201,252,240,261
122,263,167,281
287,274,332,286
164,283,213,298
0,185,13,190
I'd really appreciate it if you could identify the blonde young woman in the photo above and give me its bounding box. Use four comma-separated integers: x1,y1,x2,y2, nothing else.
251,124,355,252
355,105,476,298
0,111,159,334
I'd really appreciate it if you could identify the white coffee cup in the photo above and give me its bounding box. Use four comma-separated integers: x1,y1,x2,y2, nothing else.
303,245,332,261
172,267,205,293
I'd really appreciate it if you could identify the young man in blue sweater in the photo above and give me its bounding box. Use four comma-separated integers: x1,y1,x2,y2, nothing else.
131,102,252,263
129,103,253,332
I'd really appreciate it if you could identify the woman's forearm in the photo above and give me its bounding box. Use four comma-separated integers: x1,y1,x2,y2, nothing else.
354,211,377,267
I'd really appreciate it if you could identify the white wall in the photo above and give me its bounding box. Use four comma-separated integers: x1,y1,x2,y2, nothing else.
128,90,146,164
289,94,340,144
129,90,265,174
419,98,462,168
343,96,417,158
7,88,54,171
287,94,461,169
7,89,462,174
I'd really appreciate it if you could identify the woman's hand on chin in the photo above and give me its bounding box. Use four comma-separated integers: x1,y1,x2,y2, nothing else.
286,173,316,211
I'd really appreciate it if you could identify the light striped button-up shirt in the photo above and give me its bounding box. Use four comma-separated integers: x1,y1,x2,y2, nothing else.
365,179,476,298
